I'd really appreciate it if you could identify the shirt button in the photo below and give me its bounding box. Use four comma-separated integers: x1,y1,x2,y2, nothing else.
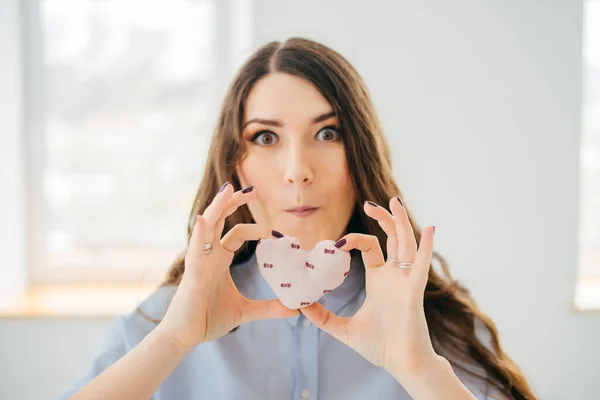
301,389,310,399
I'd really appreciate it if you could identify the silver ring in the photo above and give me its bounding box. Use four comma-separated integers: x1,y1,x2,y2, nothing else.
203,243,213,254
388,260,413,270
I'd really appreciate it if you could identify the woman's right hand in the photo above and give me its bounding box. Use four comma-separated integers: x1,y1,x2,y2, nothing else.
157,182,299,350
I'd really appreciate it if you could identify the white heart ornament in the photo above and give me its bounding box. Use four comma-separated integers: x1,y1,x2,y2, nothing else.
256,236,352,309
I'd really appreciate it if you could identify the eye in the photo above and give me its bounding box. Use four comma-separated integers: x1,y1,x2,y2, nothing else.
250,131,279,146
316,126,341,142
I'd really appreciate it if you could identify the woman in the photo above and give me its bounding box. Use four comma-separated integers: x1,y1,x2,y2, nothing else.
61,38,536,400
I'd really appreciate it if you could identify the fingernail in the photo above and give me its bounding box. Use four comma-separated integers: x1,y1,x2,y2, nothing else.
396,196,403,206
241,186,254,193
334,238,347,248
219,182,229,193
272,230,284,238
366,201,378,207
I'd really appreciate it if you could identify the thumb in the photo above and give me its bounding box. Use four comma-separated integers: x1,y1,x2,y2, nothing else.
239,298,299,324
301,303,350,344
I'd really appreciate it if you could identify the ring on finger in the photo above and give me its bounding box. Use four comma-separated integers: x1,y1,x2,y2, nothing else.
203,243,213,254
388,259,413,270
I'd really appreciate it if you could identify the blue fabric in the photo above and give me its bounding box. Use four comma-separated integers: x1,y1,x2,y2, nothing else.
58,253,496,399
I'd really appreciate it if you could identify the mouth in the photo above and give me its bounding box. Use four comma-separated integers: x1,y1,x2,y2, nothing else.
285,206,320,217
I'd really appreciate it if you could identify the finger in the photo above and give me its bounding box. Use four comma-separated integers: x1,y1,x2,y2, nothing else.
214,217,227,246
202,182,234,241
300,302,350,344
214,187,257,244
188,215,207,258
240,298,300,324
389,196,417,263
409,226,435,293
363,201,398,262
221,223,271,253
221,186,256,219
335,233,385,269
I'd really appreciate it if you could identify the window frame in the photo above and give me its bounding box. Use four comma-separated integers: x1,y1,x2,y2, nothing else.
576,0,600,311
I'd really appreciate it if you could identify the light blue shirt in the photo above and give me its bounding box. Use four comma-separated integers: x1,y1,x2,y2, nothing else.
59,253,497,399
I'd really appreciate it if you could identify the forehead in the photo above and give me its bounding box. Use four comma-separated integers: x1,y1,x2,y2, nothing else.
244,73,333,122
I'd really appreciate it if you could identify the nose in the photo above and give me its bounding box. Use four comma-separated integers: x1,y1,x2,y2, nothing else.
283,141,314,185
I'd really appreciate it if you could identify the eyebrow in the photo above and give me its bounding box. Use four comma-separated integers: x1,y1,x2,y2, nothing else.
242,111,337,129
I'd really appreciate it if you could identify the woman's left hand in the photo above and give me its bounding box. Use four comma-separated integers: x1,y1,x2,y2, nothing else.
300,197,440,379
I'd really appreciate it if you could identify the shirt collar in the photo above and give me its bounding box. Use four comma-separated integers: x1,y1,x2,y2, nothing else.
232,251,365,327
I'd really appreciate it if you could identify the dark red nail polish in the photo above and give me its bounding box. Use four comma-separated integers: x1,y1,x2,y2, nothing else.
219,182,229,193
334,238,347,248
272,230,284,238
396,196,403,206
241,186,254,193
366,201,378,207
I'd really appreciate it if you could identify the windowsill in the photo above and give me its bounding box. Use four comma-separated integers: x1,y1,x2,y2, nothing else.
0,284,159,318
574,277,600,312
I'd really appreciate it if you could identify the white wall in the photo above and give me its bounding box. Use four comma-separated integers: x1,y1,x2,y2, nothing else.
1,0,598,399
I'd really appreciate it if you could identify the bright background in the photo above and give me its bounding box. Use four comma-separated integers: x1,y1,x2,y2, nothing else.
1,0,599,399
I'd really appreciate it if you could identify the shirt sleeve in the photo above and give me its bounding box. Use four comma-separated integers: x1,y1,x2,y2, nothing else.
55,316,136,400
56,287,175,400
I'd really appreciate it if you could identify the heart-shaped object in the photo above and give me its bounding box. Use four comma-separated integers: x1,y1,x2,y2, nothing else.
255,235,352,309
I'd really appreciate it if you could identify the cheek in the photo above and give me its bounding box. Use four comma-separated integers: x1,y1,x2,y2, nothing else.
238,154,279,190
317,150,356,206
236,154,281,223
320,149,352,186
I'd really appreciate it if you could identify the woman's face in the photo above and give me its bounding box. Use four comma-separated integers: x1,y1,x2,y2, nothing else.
236,72,356,250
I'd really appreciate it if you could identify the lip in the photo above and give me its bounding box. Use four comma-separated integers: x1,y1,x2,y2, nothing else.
285,206,320,217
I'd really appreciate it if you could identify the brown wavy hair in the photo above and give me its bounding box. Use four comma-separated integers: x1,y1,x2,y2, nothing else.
150,38,536,399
